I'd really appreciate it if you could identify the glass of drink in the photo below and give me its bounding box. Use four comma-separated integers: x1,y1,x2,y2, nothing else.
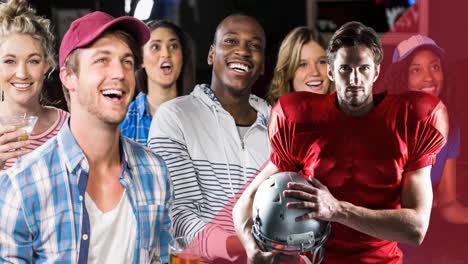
169,236,201,264
0,114,38,141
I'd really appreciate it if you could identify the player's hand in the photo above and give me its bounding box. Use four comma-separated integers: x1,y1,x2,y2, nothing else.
284,176,342,222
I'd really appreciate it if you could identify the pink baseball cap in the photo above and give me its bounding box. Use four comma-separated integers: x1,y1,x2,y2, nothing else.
392,35,444,63
59,11,150,67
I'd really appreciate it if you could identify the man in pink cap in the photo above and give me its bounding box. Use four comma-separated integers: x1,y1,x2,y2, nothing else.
0,11,172,264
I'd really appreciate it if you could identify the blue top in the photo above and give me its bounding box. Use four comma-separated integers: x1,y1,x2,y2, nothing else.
431,124,460,184
121,92,153,146
0,122,172,263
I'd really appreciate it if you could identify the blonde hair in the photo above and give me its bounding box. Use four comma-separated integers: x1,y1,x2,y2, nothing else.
0,0,56,71
268,26,327,105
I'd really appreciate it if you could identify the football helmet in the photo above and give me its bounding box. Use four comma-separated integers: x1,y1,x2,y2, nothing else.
252,171,331,263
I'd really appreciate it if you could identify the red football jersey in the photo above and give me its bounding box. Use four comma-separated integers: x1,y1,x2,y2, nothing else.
268,91,448,264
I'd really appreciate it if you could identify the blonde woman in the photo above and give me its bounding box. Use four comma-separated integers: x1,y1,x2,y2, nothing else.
0,0,68,170
268,26,332,105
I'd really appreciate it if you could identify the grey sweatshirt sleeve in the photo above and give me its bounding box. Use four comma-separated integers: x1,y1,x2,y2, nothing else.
148,104,208,238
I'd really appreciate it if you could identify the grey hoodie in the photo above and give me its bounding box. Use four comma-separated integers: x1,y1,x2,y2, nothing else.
148,83,271,260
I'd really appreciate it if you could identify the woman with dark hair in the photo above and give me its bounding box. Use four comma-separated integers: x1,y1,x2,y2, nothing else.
385,34,467,264
385,35,467,224
121,20,195,146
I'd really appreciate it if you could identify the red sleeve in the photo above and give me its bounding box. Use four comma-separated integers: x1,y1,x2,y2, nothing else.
406,100,448,172
268,101,301,172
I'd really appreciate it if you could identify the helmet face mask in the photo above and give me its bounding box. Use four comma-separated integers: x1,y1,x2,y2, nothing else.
252,172,331,261
252,222,329,253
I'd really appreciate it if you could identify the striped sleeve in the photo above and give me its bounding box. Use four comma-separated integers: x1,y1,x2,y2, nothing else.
148,105,208,238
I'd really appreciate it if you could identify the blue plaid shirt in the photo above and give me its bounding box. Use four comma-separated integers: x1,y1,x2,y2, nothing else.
121,92,153,146
0,122,172,263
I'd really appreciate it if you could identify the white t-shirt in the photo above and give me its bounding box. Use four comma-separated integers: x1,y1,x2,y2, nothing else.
85,190,137,263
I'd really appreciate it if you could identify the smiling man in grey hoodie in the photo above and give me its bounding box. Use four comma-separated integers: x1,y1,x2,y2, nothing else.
147,14,270,261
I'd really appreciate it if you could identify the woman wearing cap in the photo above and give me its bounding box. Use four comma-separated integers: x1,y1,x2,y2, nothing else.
268,26,333,105
120,20,195,146
0,0,69,170
385,35,467,224
385,35,467,263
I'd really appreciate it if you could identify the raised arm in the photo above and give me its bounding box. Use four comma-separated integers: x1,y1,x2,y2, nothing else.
0,125,31,170
438,158,468,224
436,126,468,224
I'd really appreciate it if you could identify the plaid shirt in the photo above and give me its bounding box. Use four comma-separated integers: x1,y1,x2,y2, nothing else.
121,92,153,146
0,122,172,263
